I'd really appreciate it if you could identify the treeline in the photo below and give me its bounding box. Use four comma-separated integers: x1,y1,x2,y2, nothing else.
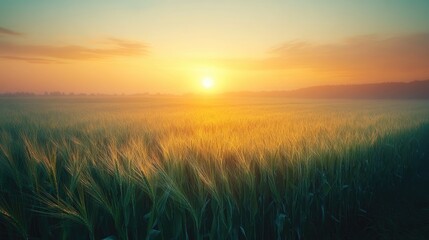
0,92,117,97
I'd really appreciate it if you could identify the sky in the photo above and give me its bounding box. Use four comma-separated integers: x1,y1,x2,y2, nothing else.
1,0,429,94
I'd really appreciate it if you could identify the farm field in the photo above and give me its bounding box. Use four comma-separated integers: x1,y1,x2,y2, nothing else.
0,97,428,239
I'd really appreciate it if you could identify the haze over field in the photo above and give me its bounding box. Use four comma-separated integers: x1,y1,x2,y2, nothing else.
1,1,429,239
1,1,429,94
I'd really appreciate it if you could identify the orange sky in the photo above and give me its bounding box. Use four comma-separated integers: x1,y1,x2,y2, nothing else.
1,1,429,94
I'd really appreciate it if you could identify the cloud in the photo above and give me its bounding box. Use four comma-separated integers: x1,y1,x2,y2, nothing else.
0,27,22,37
206,33,429,81
268,33,429,72
0,56,63,64
0,38,148,63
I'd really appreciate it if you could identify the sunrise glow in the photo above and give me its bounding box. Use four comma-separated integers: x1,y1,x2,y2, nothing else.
201,77,214,90
1,1,428,94
1,2,429,239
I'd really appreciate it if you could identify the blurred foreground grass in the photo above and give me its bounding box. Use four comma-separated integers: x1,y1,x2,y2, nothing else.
0,97,428,239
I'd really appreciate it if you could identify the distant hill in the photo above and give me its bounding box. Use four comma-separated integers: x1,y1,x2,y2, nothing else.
224,80,429,99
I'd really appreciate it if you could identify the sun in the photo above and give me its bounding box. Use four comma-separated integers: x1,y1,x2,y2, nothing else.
201,77,214,89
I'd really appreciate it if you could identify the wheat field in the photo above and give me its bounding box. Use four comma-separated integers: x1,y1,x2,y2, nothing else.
0,97,428,239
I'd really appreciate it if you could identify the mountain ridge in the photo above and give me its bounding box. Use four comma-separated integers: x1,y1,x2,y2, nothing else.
223,80,429,99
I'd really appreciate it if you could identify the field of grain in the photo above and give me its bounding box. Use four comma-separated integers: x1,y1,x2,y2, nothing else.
0,97,428,239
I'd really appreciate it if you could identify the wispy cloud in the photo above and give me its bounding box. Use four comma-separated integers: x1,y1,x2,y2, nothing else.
0,56,63,64
268,33,429,72
0,27,23,37
206,33,429,81
0,38,148,63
